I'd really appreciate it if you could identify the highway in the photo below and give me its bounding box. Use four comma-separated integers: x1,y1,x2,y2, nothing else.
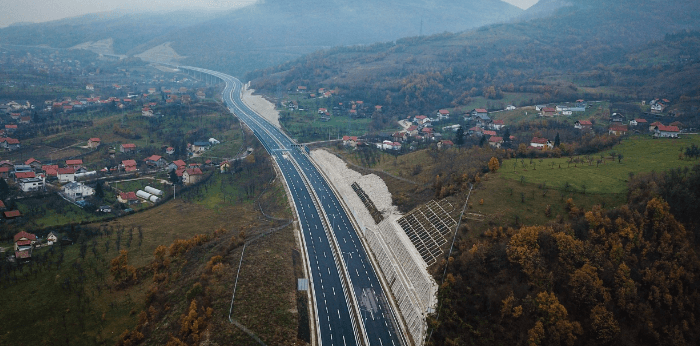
180,66,404,346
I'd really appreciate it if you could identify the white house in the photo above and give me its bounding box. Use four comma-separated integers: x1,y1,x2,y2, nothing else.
506,105,516,111
654,125,680,138
19,177,45,192
57,168,76,183
62,182,95,201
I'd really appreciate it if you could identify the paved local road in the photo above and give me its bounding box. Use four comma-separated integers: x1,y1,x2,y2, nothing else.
180,66,404,346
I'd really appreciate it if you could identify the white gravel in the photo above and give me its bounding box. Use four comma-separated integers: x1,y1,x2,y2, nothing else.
311,149,401,230
241,86,281,128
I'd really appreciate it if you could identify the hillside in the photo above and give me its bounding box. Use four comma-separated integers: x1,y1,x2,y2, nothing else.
249,0,700,121
0,0,523,77
0,11,221,56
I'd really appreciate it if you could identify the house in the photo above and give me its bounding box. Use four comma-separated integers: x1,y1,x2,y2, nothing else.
0,137,21,150
483,130,497,137
413,115,428,124
5,124,17,133
571,100,587,112
47,231,61,245
506,105,516,111
25,158,42,170
651,102,666,113
471,109,488,118
653,125,680,138
183,167,204,184
169,159,187,171
14,231,36,251
142,108,154,117
19,177,45,192
42,165,59,178
437,109,450,119
87,138,101,148
57,168,76,183
4,210,21,219
120,143,137,153
609,125,628,136
122,160,138,172
19,116,31,124
610,113,625,123
318,108,328,115
166,147,175,155
541,107,557,117
118,191,139,204
475,114,491,127
574,120,592,129
468,126,483,135
491,120,505,130
649,121,664,132
62,182,95,201
66,159,83,169
297,86,307,92
406,125,419,136
437,140,454,150
144,155,167,168
0,167,10,178
191,141,211,152
488,136,504,148
86,84,95,90
530,137,552,149
631,118,647,127
342,136,358,147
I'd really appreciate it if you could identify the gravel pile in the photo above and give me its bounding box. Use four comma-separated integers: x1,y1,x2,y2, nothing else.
311,149,401,231
241,87,281,128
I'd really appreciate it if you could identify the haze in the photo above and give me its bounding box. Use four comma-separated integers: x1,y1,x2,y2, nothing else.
0,0,539,28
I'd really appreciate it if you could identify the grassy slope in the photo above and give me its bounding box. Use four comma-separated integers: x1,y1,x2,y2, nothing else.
500,135,700,194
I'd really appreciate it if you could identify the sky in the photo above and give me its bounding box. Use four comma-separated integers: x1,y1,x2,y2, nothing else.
0,0,539,28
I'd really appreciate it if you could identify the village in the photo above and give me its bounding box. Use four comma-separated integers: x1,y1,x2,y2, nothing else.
0,47,253,262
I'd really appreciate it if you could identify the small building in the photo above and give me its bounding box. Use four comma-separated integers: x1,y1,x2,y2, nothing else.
166,147,175,155
4,210,21,219
488,136,504,148
66,159,83,169
57,167,76,183
530,137,552,149
574,120,592,129
506,105,516,111
144,155,167,168
25,158,42,170
609,125,628,136
14,231,36,251
47,231,61,245
118,192,139,204
437,109,450,119
122,159,138,172
191,141,211,152
471,109,488,118
88,138,101,148
62,182,95,201
653,125,680,138
541,107,557,117
342,136,358,147
491,120,505,130
120,143,137,153
183,167,204,184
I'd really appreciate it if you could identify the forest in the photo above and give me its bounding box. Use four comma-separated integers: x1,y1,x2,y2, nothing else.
426,163,700,345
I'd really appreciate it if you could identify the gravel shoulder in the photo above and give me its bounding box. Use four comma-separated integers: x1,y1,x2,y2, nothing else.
241,86,281,128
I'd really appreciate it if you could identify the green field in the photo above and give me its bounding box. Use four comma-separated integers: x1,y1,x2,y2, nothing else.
500,135,700,194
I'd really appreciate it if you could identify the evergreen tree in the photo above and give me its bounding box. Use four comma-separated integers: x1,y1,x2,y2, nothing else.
0,178,9,199
554,132,561,147
169,169,180,185
503,128,511,143
455,127,465,146
95,182,104,198
479,135,487,147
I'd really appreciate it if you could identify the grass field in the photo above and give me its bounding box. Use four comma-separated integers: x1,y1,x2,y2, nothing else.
500,135,700,194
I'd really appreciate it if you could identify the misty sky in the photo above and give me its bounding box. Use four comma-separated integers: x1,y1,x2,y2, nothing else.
0,0,539,28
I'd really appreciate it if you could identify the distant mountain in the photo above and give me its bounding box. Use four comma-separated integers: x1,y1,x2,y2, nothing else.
0,0,523,76
0,10,221,56
517,0,573,20
249,0,700,115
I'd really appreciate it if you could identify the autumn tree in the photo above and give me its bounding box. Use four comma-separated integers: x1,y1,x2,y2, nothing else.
488,157,500,172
